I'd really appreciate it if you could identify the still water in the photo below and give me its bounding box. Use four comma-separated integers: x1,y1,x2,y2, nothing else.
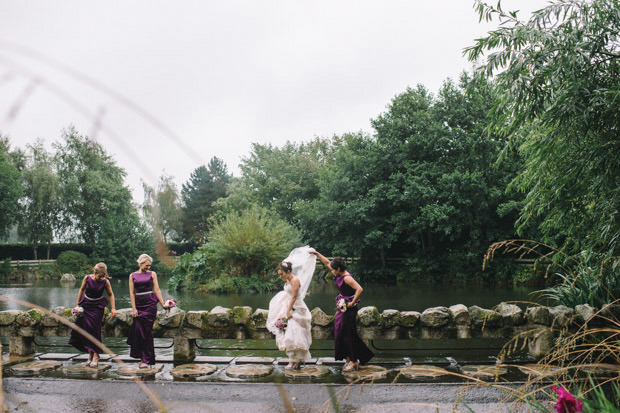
0,276,544,361
0,275,544,313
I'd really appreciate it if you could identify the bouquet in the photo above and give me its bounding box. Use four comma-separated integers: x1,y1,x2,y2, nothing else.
72,306,84,317
164,298,177,312
275,317,288,331
336,298,347,313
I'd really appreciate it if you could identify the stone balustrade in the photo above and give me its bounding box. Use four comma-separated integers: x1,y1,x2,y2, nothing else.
0,302,617,362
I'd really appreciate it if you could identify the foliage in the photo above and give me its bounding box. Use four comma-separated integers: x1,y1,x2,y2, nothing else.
485,239,620,308
209,206,301,279
142,173,184,243
238,138,331,224
465,0,620,257
54,127,135,245
0,137,24,238
181,157,231,243
168,248,215,291
90,210,154,277
0,258,11,279
56,250,90,275
17,139,60,259
35,261,61,279
538,263,620,309
169,206,301,292
0,243,93,260
297,74,524,280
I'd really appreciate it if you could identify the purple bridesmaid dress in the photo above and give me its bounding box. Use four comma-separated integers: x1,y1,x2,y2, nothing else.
68,276,108,354
334,274,374,364
127,271,159,365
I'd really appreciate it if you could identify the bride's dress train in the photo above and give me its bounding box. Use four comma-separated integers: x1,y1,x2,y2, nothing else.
268,284,312,361
266,246,316,362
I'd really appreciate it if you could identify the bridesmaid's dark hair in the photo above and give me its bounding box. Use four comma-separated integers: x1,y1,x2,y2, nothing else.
330,257,347,272
278,261,293,273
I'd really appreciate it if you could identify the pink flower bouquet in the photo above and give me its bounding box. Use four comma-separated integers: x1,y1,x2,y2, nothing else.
336,298,347,313
275,317,288,331
72,306,84,317
164,298,177,311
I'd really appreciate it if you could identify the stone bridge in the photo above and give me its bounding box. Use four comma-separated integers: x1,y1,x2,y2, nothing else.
0,302,614,362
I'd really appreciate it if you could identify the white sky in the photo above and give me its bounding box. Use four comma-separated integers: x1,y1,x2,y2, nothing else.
0,0,550,202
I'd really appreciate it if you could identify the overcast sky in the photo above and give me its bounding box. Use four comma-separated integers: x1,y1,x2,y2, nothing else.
0,0,550,202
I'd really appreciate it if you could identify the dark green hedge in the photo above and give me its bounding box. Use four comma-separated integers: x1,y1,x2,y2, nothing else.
0,244,93,260
0,242,198,261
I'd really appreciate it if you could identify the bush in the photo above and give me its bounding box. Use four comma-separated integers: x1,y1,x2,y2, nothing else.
168,247,216,291
169,206,301,292
35,262,61,279
209,206,301,278
0,258,11,278
56,250,90,275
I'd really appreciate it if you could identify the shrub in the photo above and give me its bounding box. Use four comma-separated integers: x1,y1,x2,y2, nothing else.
168,248,216,291
35,262,61,279
56,250,90,275
209,206,301,278
169,206,301,293
0,258,11,278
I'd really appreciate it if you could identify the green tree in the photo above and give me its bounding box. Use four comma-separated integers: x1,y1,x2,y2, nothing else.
465,0,620,256
53,127,152,275
298,75,523,280
18,140,60,259
0,137,23,238
238,138,331,224
181,157,231,243
92,211,154,276
142,174,184,244
54,127,135,244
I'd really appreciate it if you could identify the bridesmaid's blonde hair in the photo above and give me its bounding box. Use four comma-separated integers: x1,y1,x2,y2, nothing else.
137,254,153,265
93,262,109,278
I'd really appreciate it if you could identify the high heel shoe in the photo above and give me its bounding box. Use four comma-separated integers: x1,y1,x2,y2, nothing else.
90,359,99,368
285,361,304,370
343,363,358,372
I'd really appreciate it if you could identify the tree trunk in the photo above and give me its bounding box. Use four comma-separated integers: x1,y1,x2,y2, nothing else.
46,245,51,260
33,246,38,260
380,248,386,269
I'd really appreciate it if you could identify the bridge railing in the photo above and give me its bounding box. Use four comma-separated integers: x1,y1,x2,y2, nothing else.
0,301,615,362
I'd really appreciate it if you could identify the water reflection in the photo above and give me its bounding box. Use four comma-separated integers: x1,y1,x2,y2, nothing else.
0,276,545,312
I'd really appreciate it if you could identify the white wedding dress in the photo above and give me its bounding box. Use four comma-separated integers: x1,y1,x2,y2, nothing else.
266,246,316,362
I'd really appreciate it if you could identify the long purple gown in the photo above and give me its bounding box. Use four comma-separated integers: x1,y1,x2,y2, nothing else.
127,271,159,365
334,274,374,364
68,275,108,354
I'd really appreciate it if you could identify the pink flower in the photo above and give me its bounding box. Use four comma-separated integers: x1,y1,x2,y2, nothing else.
164,298,177,310
170,250,177,255
551,386,583,413
275,317,288,331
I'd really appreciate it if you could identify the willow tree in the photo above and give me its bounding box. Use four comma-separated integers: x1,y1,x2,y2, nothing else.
466,0,620,256
18,140,60,259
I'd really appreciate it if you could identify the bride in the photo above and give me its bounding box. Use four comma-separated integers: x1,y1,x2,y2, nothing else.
266,246,316,370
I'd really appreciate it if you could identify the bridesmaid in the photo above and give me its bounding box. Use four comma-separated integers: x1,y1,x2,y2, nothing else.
69,262,117,367
127,254,169,368
310,251,374,371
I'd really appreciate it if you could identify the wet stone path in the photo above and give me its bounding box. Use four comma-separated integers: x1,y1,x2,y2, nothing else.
0,351,578,384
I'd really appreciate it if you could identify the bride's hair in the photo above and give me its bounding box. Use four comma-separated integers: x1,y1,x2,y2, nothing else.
278,261,293,273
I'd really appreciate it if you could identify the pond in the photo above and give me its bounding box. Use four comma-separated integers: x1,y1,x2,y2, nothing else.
0,275,545,313
0,275,546,362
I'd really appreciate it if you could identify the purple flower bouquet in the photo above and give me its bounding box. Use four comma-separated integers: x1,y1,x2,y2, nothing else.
275,317,288,331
